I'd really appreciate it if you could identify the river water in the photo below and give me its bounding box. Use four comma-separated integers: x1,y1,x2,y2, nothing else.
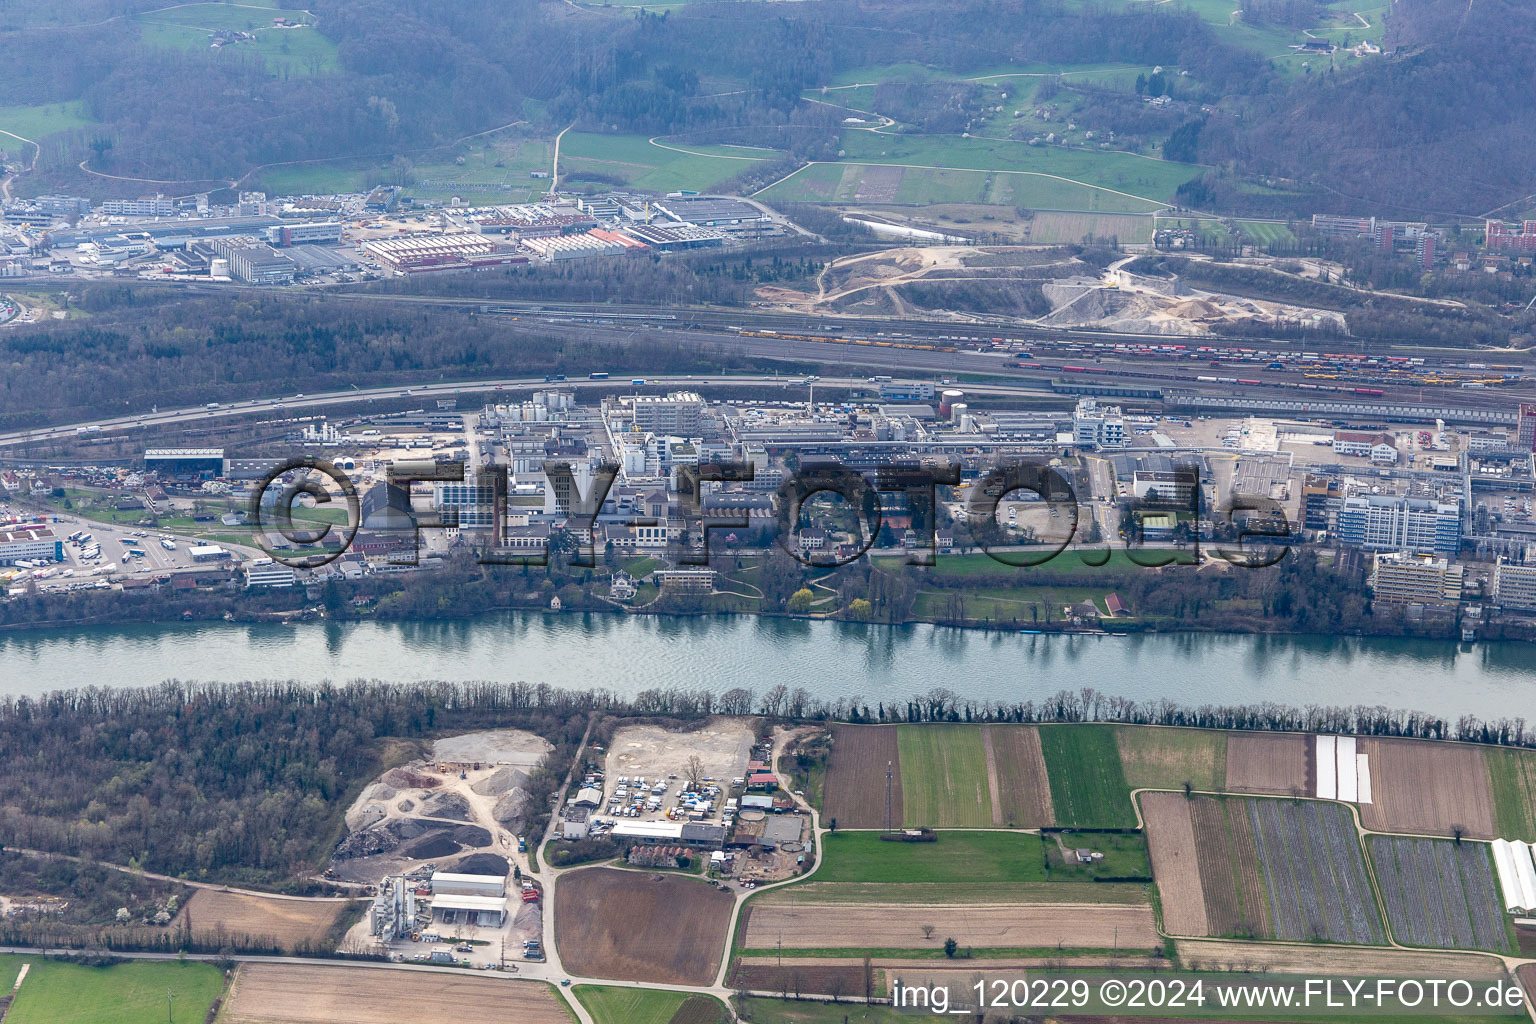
4,613,1535,721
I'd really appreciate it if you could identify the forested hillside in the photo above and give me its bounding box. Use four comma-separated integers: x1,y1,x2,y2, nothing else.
1202,0,1536,216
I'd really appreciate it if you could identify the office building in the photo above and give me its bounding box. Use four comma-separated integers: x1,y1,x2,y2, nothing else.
0,527,61,565
1072,397,1125,449
100,196,176,217
266,221,343,246
1492,558,1536,612
1337,495,1461,555
433,480,499,529
1369,552,1463,604
631,392,704,436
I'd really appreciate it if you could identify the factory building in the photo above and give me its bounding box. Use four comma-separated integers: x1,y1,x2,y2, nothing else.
433,481,499,529
145,448,226,477
1132,470,1198,504
1492,558,1536,612
630,392,704,436
429,871,507,927
1336,495,1461,555
209,238,297,284
1368,552,1464,604
1072,397,1126,449
265,221,343,246
0,526,61,565
100,196,177,217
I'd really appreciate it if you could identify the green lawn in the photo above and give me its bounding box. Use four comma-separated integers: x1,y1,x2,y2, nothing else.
1042,830,1151,878
1038,724,1138,828
1239,220,1298,246
1,957,225,1024
873,549,1193,579
1115,726,1227,792
897,723,994,827
560,132,778,193
815,830,1045,883
1486,747,1536,842
0,102,97,150
576,986,725,1024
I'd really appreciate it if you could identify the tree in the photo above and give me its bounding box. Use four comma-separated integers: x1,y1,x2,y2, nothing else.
921,924,936,940
847,598,872,620
943,937,958,958
686,755,705,791
787,588,814,613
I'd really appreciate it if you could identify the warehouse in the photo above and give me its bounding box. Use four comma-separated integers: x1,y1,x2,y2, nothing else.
430,871,506,897
652,196,769,228
145,448,226,477
0,527,61,566
266,221,343,246
620,224,725,250
608,820,726,850
432,893,507,927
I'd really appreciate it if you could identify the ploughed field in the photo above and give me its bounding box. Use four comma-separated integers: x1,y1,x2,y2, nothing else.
1141,794,1382,944
179,889,345,952
554,867,733,985
217,963,573,1024
741,899,1159,953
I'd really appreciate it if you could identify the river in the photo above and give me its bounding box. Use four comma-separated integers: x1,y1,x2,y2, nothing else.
4,613,1535,721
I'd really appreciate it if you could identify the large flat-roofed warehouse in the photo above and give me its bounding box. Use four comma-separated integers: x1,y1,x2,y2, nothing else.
651,196,769,228
430,871,506,897
145,448,226,477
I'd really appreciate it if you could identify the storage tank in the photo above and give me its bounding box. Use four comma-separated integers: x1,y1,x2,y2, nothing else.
950,401,968,425
959,412,974,432
209,257,230,279
939,389,965,418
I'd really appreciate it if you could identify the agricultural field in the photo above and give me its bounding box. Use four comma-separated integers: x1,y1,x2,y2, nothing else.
836,132,1196,204
1028,211,1155,245
1246,798,1384,945
560,132,777,193
742,899,1158,953
132,4,339,77
1116,727,1226,793
1,957,223,1024
554,867,733,985
1485,746,1536,841
1037,724,1137,828
1224,732,1310,795
1189,795,1270,940
575,986,726,1024
1358,739,1496,839
1369,837,1512,953
759,162,1168,213
766,881,1148,905
179,890,345,952
1176,938,1511,980
729,960,873,1000
984,725,1054,827
1139,791,1210,937
0,101,97,143
897,724,993,827
815,829,1043,884
217,963,572,1024
821,724,901,830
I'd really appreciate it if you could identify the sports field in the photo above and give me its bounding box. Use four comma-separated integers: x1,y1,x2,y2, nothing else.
0,956,224,1024
560,133,778,192
1038,724,1138,828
